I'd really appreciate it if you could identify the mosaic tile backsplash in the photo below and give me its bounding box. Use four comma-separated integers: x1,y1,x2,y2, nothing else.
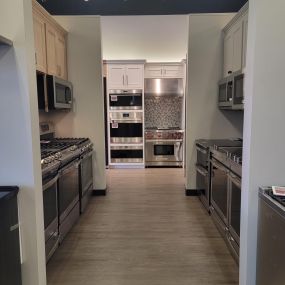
145,97,183,129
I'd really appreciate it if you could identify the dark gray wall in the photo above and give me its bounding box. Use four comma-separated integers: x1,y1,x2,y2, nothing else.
38,0,247,15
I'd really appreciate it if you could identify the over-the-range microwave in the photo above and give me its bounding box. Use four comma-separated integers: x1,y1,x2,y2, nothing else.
218,70,244,110
37,72,73,112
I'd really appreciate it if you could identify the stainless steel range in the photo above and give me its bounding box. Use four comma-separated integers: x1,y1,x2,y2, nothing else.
145,128,184,167
210,145,242,263
40,123,93,262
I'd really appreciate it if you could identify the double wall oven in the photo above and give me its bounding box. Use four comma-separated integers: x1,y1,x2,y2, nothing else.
109,111,144,164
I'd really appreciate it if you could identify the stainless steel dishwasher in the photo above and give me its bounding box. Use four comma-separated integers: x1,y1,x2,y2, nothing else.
256,188,285,285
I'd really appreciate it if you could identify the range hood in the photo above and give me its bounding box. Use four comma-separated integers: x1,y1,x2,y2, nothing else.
144,78,184,97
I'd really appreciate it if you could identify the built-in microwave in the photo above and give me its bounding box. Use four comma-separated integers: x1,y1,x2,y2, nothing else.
37,72,73,112
218,71,244,110
109,89,143,110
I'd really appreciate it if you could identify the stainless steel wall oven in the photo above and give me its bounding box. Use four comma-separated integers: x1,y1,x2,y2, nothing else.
110,145,143,163
109,89,143,110
109,112,143,144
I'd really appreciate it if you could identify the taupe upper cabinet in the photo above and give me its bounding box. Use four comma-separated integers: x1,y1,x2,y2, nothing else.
32,0,68,80
223,3,248,77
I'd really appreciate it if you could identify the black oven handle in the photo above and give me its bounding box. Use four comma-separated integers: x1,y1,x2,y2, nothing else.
59,160,80,176
196,145,207,155
43,174,59,191
195,165,208,177
211,159,229,173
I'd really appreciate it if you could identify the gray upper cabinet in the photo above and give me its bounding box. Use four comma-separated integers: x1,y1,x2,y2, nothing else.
223,3,248,77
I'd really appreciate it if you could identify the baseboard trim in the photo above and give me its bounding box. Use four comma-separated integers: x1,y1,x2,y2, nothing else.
185,189,199,196
92,189,107,196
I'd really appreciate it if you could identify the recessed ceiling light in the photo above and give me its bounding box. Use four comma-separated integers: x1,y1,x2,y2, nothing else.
84,0,89,2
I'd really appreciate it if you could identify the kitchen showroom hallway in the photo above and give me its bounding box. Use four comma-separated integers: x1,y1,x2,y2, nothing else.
47,169,238,285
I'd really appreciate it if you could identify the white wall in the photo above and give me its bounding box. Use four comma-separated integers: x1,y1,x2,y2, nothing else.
51,16,107,190
101,15,188,61
240,1,285,284
0,0,46,284
186,14,243,189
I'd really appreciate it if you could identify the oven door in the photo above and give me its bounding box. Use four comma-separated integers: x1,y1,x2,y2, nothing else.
58,159,80,223
80,151,93,212
196,165,210,211
42,174,59,262
211,158,229,225
196,144,209,169
233,72,244,110
109,90,142,110
146,140,183,164
228,172,241,245
218,76,233,109
110,145,143,163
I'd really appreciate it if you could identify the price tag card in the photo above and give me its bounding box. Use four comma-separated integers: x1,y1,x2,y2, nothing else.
111,95,118,102
272,186,285,196
112,122,118,129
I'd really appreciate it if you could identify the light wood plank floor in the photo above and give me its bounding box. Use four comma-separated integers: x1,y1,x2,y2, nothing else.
47,169,239,285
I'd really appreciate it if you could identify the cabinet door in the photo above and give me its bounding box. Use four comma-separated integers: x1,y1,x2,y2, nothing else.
33,13,47,73
232,20,243,72
145,65,163,78
224,33,233,77
46,23,57,76
107,65,126,89
163,65,184,78
242,13,248,69
125,65,144,89
56,32,67,80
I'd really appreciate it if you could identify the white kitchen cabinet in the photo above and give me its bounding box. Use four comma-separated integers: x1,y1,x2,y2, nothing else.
223,3,248,77
145,64,184,78
107,64,144,89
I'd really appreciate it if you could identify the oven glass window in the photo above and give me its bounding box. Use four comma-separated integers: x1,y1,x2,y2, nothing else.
59,165,79,216
110,123,143,138
154,145,174,156
111,149,143,159
109,94,142,108
43,181,57,229
81,154,93,195
56,83,66,104
219,83,227,102
230,182,241,236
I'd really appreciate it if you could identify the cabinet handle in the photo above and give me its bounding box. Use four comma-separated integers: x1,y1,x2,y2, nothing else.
35,53,37,65
126,75,128,85
123,75,125,85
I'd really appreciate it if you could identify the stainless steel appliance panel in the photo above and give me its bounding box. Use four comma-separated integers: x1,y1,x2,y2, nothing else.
58,160,80,223
232,71,244,110
256,189,285,285
110,145,143,163
145,139,183,167
109,90,143,110
211,159,229,224
196,165,210,210
228,173,241,244
144,78,184,97
218,76,233,109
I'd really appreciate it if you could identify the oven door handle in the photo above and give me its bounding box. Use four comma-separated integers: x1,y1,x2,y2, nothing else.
196,145,207,155
211,159,229,173
43,174,59,191
146,139,183,144
195,165,208,177
59,160,80,176
228,173,241,188
111,120,142,123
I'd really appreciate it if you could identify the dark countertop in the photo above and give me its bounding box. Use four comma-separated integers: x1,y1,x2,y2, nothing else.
0,187,19,204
